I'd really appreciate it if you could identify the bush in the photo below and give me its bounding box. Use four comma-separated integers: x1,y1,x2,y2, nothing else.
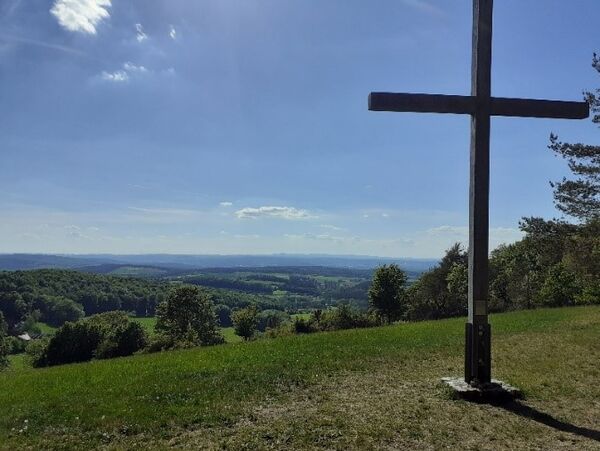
257,310,290,332
317,305,379,331
292,317,316,334
6,336,27,355
0,313,8,370
30,311,147,367
232,305,259,340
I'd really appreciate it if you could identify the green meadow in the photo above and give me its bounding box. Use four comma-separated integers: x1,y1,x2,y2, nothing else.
1,306,599,449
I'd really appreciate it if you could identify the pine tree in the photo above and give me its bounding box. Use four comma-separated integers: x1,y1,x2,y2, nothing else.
548,54,600,220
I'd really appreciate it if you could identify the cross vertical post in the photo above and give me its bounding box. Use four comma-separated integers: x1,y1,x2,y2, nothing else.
466,0,493,385
367,0,588,391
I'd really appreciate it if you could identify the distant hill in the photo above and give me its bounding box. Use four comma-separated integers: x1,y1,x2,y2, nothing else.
0,254,120,271
0,253,438,273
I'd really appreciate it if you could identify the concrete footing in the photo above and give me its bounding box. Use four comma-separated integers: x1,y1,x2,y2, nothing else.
441,377,522,402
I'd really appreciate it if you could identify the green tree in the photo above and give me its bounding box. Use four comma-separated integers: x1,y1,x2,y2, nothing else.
232,305,259,341
368,264,408,323
0,312,8,370
31,311,147,367
406,244,468,321
537,264,579,307
256,309,289,332
37,295,84,327
548,54,600,220
214,304,232,327
155,286,223,346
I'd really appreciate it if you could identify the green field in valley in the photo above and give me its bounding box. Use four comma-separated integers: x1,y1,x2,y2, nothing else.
1,306,599,449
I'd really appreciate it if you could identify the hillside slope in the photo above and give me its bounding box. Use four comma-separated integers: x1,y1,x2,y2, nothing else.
1,306,599,450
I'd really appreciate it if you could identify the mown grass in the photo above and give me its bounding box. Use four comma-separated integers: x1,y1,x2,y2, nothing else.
1,306,599,450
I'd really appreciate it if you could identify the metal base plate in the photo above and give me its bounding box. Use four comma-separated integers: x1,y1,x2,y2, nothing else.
442,377,522,402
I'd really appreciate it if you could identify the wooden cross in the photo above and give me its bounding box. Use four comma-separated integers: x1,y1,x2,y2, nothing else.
368,0,589,385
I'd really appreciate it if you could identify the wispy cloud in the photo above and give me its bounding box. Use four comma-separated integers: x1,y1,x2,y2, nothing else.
284,233,356,243
99,62,148,83
0,34,92,59
400,0,444,16
128,207,197,216
50,0,111,34
135,23,147,43
219,201,233,207
235,206,314,220
169,25,177,40
320,224,344,231
101,69,128,82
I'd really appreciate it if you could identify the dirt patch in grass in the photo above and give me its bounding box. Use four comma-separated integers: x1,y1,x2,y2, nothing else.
137,317,600,450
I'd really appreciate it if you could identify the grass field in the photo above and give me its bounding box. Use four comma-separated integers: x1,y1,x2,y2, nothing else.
1,306,599,449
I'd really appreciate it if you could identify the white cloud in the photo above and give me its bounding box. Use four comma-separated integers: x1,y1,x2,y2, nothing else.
128,207,196,216
219,201,233,207
135,23,147,42
284,233,353,243
123,62,147,73
320,224,343,231
99,62,148,83
235,206,314,220
64,224,87,239
101,70,128,82
50,0,111,34
400,0,443,16
169,25,177,40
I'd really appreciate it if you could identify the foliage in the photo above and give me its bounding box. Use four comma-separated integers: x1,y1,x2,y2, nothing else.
5,336,27,355
257,309,290,332
316,304,379,331
34,295,84,327
0,312,8,370
232,305,259,340
155,286,224,347
214,304,232,327
406,244,468,321
30,311,147,367
0,270,169,330
547,55,600,220
489,218,600,310
368,264,408,322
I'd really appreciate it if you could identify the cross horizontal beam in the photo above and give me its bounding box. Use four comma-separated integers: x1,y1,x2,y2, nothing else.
368,92,589,120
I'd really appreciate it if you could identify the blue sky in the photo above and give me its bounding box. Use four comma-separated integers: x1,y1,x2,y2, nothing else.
0,0,598,257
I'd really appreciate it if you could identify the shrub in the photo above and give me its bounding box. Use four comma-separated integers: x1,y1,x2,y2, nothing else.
317,305,379,331
232,305,259,340
257,310,290,332
292,317,316,334
0,313,8,370
6,336,27,355
30,311,147,367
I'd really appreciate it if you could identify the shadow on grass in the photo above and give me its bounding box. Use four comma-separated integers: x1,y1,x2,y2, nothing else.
499,401,600,442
